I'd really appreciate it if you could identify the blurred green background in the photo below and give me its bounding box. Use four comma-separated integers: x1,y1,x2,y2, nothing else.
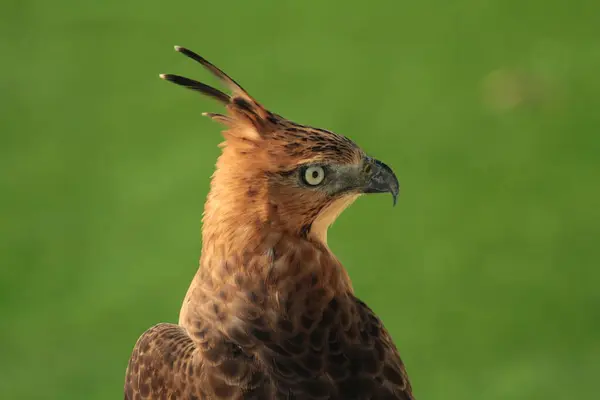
1,0,599,399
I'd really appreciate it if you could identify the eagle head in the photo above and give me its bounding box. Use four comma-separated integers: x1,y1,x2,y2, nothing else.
161,47,399,246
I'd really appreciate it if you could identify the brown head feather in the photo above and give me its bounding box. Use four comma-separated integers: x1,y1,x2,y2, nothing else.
160,46,370,253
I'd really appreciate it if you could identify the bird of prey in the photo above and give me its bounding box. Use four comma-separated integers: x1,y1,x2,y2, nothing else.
124,46,414,400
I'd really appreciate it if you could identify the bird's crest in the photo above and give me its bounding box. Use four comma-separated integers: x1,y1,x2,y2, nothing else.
160,46,367,169
161,46,276,141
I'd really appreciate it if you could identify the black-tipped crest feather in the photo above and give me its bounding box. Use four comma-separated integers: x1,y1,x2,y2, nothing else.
174,46,248,97
202,112,235,125
160,74,230,104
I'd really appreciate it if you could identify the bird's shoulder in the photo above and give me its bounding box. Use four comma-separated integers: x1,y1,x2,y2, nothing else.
246,292,414,399
124,323,271,399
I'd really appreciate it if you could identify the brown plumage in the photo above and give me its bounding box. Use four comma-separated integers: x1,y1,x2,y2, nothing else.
124,46,413,399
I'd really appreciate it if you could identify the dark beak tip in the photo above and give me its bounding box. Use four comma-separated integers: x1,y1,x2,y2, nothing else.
364,157,400,207
391,183,399,207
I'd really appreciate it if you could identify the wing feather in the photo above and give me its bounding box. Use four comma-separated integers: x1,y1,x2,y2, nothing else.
246,295,415,399
124,323,270,399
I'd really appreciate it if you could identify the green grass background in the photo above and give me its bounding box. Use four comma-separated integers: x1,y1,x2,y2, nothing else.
1,0,599,398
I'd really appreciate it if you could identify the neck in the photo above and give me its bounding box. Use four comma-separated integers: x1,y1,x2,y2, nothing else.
200,176,356,264
199,156,351,286
200,145,310,261
200,159,270,262
179,151,354,327
200,187,353,286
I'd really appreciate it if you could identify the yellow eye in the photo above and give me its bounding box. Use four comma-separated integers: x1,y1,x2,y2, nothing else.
303,166,325,186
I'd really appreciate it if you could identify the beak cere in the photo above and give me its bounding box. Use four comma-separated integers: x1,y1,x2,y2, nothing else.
362,158,400,206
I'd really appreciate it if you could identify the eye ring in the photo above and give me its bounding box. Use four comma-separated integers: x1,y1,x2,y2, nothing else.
302,166,325,186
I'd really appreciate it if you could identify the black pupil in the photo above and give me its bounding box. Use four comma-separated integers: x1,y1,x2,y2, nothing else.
311,170,319,179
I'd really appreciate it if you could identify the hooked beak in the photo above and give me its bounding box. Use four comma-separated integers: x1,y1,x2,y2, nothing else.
362,157,400,206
